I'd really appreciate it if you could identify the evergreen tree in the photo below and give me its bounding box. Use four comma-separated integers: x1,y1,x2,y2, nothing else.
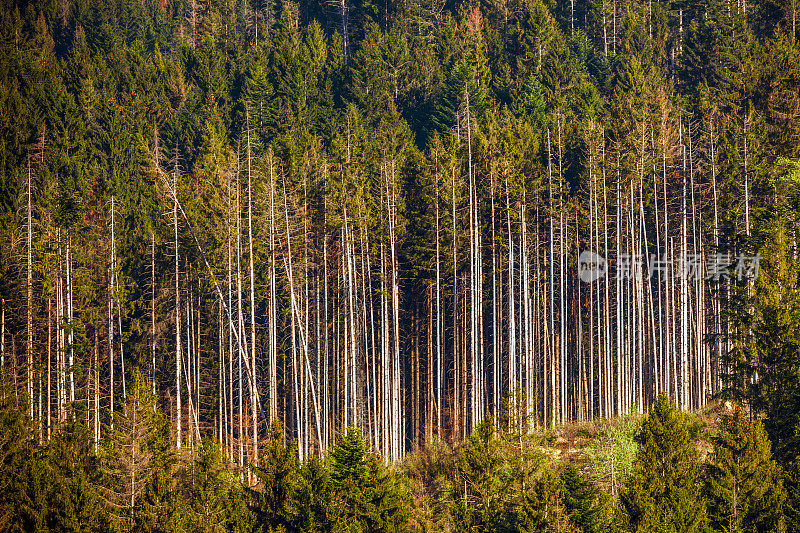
621,394,707,532
44,419,107,532
100,370,170,532
706,407,786,533
184,440,254,533
251,422,300,532
728,222,800,460
561,464,612,533
328,427,408,532
0,381,42,532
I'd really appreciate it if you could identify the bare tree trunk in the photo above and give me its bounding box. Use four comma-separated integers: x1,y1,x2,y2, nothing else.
152,234,156,394
340,0,348,61
219,301,225,447
67,234,74,404
47,299,50,438
506,177,516,428
576,212,584,421
1,298,5,372
247,114,258,473
743,111,751,237
602,0,608,55
558,120,566,424
227,166,234,461
269,152,278,424
588,149,595,420
521,199,531,428
491,172,498,422
452,167,459,441
389,159,401,458
94,327,99,450
236,154,245,469
174,157,182,450
57,231,64,422
27,156,33,417
110,197,116,425
435,167,442,434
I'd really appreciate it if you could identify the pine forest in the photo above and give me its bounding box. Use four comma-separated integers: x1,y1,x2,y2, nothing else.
2,0,800,531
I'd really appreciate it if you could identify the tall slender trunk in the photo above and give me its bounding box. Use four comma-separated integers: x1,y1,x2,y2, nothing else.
94,327,99,450
67,234,74,405
506,177,516,427
1,298,5,372
46,299,50,437
546,130,554,424
27,157,33,417
435,167,442,434
236,154,245,469
152,234,156,394
491,171,498,421
389,159,401,458
452,166,459,441
227,166,234,460
269,152,278,423
174,157,182,450
743,111,751,237
247,114,258,472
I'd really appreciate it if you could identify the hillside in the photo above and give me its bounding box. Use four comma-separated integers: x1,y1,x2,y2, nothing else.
2,0,800,530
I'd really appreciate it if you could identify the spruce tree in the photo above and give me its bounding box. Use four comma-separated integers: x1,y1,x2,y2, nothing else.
706,408,786,533
44,419,106,532
251,422,300,531
185,440,254,533
561,464,612,533
621,393,706,532
327,427,407,532
99,370,170,532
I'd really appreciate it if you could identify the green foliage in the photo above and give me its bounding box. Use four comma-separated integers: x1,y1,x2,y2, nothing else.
561,464,613,533
3,0,800,530
100,369,170,532
250,425,407,532
451,418,523,531
706,407,786,532
183,440,254,532
728,222,800,461
401,437,455,531
0,383,107,532
43,419,107,531
0,384,42,532
586,411,639,496
621,394,707,532
252,422,301,531
328,427,408,532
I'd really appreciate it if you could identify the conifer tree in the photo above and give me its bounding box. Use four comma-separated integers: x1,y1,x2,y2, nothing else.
251,422,300,531
184,440,254,533
100,370,170,532
621,393,706,532
328,427,407,532
706,407,786,533
561,464,612,533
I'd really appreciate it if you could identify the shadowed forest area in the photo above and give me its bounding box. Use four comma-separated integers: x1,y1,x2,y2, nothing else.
2,0,800,530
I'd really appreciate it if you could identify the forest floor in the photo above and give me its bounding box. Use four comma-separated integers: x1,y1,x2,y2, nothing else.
533,400,732,490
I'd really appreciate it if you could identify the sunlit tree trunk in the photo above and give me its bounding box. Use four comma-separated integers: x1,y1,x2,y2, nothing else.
27,156,33,418
174,152,182,450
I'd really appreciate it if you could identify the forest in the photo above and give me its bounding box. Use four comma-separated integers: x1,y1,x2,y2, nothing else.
1,0,800,530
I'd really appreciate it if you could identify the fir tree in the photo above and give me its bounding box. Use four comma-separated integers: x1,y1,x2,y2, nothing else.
561,464,612,533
